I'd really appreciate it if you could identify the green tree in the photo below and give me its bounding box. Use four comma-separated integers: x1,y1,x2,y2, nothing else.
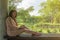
39,0,60,23
9,0,22,11
17,6,34,25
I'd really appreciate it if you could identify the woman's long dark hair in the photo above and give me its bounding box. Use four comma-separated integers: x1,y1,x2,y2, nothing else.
9,10,17,18
9,10,18,26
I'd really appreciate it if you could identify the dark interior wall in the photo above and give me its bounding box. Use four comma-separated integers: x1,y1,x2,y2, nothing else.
0,0,8,40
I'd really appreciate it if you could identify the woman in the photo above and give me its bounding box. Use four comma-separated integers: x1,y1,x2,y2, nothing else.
6,10,41,37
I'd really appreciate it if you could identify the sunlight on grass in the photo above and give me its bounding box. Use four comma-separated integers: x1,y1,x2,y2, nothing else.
18,23,60,34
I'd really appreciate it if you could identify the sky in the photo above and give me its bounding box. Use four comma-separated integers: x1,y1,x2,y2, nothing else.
17,0,46,16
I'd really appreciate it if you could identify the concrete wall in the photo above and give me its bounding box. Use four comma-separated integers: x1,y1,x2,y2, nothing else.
0,0,8,40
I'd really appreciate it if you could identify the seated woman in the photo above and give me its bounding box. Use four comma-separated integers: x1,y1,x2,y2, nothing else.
6,10,41,37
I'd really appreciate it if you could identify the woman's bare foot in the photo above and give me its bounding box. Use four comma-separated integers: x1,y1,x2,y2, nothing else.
32,32,41,36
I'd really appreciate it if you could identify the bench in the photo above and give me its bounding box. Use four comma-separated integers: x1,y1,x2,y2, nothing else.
3,35,34,40
4,34,60,40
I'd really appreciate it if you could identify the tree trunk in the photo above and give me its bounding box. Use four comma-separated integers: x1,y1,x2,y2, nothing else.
0,0,8,40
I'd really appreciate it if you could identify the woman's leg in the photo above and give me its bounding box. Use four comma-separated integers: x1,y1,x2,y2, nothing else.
18,25,41,36
24,29,41,36
18,28,41,36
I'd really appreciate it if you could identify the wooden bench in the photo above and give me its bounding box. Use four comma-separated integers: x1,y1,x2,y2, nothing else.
3,34,60,40
3,35,33,40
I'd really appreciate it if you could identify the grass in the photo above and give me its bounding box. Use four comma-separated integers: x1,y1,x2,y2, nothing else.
17,22,60,33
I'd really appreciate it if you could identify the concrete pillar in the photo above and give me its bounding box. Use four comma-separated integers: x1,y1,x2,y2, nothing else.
0,0,8,40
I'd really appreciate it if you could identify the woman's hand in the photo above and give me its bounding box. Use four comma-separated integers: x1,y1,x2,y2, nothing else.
19,25,28,29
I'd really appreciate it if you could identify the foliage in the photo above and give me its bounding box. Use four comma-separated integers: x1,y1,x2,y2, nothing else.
39,0,60,23
8,0,60,33
8,0,22,11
